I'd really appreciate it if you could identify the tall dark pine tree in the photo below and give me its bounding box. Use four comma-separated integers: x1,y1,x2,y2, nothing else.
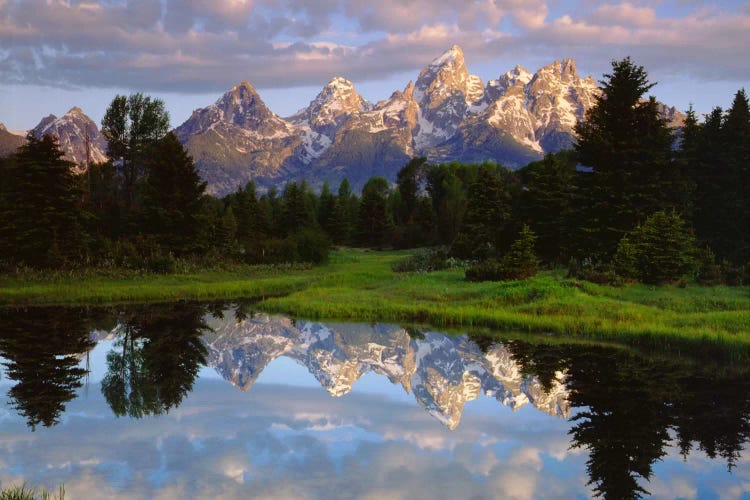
358,177,391,248
0,307,94,430
452,166,512,259
522,152,577,262
318,181,338,240
0,134,86,268
722,89,750,262
334,178,359,245
575,58,679,257
281,181,316,235
142,132,207,255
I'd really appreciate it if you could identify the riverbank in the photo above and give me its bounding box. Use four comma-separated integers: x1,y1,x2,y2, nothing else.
2,249,749,346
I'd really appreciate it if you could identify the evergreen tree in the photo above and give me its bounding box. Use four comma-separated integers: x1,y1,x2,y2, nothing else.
628,210,697,284
395,157,427,225
429,170,467,245
722,89,750,262
231,180,268,243
358,177,391,247
0,134,87,268
452,165,512,259
318,181,338,240
501,225,540,280
575,57,680,257
141,132,207,255
522,152,577,262
334,178,359,245
281,181,316,235
87,160,122,242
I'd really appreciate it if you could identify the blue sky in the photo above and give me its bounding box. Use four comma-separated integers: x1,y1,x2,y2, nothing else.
1,0,748,131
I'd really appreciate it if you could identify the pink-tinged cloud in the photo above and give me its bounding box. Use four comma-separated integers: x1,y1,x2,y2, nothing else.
0,0,748,93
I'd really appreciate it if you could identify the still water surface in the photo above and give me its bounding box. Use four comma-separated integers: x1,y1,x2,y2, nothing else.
0,302,749,499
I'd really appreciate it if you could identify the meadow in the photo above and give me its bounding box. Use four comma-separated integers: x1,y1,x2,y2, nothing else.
1,248,749,348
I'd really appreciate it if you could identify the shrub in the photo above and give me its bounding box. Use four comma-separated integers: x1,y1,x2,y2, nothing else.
696,248,724,286
465,259,505,282
292,229,331,265
146,253,177,274
567,257,622,286
392,247,454,273
721,260,745,286
465,226,540,282
613,236,639,280
618,210,697,285
501,225,539,280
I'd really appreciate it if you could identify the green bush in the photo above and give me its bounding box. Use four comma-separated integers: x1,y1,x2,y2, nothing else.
501,225,539,280
292,229,331,265
613,211,697,285
146,253,177,274
613,236,639,280
567,257,622,286
696,248,724,286
465,259,505,282
466,226,540,282
392,247,456,273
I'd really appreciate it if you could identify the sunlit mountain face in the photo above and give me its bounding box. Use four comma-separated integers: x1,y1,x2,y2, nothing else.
1,303,750,498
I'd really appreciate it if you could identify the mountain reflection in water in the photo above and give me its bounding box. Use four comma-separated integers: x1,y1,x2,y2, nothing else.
0,302,749,499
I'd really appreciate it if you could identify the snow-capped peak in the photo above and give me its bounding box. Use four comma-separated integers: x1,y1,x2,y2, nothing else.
65,106,86,118
430,44,464,68
288,75,370,138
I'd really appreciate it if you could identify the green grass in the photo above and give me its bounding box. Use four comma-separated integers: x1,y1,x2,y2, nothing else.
1,248,749,347
0,483,64,500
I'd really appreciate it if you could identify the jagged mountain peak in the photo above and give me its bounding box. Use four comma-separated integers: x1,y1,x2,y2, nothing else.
65,106,86,117
533,58,584,84
289,75,370,135
30,107,107,171
416,44,471,100
429,44,465,68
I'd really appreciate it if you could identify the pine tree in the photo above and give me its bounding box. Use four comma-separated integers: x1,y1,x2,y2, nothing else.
629,210,697,284
575,57,679,257
522,152,577,262
281,181,316,235
318,181,338,240
502,225,540,280
358,177,391,247
141,132,207,255
0,134,87,268
452,166,512,259
722,89,750,262
231,180,268,243
334,178,358,245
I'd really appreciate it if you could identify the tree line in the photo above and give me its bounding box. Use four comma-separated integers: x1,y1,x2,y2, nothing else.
0,58,748,285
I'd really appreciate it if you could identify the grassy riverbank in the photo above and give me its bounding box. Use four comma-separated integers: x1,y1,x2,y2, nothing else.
2,249,749,346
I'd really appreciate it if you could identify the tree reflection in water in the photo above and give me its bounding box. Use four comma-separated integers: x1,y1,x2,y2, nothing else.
1,303,750,498
101,302,209,418
503,339,750,499
0,307,94,430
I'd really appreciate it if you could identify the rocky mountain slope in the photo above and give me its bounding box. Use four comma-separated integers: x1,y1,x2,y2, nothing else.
4,45,684,194
202,313,570,430
31,107,107,173
0,108,107,173
175,45,683,195
0,124,25,158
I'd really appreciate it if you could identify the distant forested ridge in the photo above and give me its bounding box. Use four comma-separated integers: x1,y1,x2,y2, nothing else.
0,58,748,286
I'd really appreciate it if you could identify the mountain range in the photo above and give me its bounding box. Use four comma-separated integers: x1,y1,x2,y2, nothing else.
2,45,685,196
200,313,570,430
